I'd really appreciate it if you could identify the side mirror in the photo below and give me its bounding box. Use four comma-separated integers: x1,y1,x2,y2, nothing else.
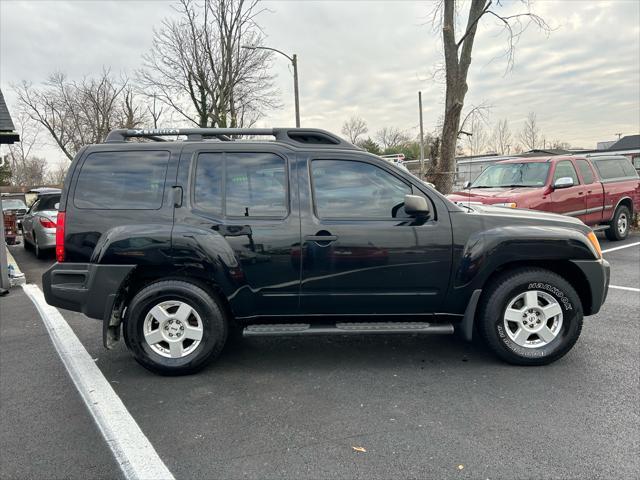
553,176,574,189
463,180,472,189
404,194,430,216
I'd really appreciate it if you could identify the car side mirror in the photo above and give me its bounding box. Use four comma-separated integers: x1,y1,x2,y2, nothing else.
404,194,430,216
553,177,574,189
463,180,472,189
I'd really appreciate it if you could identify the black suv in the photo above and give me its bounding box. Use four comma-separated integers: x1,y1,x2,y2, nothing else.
43,128,610,375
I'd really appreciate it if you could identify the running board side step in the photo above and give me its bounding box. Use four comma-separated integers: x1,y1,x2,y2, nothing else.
243,322,454,337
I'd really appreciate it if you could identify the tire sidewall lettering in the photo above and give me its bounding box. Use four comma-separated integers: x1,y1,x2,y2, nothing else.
497,282,575,358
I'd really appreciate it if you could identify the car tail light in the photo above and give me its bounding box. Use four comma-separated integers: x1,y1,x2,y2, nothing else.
56,211,66,262
39,217,57,229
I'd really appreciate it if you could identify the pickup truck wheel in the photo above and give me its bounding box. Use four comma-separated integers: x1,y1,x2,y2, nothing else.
605,205,631,241
478,268,583,366
123,280,228,375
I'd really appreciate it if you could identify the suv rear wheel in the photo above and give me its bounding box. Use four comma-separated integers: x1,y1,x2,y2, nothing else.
605,205,631,241
124,280,228,375
478,268,583,365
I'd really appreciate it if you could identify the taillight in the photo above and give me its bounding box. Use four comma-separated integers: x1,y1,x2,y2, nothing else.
39,217,57,229
56,211,66,262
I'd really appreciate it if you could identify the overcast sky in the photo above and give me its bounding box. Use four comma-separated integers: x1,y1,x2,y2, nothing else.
1,0,639,164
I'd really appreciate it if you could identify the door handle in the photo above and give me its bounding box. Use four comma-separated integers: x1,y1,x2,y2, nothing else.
305,231,338,245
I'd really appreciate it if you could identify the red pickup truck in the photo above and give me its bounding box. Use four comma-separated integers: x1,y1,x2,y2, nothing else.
448,155,640,240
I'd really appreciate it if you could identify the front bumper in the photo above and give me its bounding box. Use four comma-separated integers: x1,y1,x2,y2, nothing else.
571,258,610,316
43,263,135,321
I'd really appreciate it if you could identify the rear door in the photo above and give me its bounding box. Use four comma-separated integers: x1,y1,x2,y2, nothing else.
575,158,604,225
173,145,301,318
298,154,452,315
549,160,587,219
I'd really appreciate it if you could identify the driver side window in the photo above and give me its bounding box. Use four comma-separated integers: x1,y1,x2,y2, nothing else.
553,161,579,185
311,159,411,219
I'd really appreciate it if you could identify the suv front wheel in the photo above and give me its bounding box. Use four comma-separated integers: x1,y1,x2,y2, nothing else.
124,280,228,375
478,268,583,365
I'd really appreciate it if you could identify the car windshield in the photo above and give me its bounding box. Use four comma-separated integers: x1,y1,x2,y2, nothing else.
471,162,550,188
2,199,27,210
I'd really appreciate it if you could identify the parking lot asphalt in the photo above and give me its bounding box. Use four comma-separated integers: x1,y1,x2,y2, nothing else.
2,233,639,479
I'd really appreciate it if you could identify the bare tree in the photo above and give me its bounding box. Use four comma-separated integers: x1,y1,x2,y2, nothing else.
519,111,542,151
138,0,278,128
430,0,550,193
550,139,571,150
376,127,410,151
15,69,145,160
45,161,70,186
491,118,512,154
464,115,488,156
341,116,368,144
6,112,41,186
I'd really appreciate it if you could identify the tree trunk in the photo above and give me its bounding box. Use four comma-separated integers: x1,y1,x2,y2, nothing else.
437,0,487,193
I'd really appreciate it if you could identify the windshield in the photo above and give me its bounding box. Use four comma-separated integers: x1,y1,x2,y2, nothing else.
2,199,27,210
471,162,550,188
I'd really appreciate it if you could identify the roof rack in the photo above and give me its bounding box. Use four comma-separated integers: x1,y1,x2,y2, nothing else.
104,127,360,150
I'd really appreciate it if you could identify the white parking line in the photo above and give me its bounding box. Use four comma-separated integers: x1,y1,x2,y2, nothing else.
22,284,175,480
609,285,640,293
602,241,640,254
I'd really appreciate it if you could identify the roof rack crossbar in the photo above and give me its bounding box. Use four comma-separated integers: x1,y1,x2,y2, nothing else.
104,127,360,150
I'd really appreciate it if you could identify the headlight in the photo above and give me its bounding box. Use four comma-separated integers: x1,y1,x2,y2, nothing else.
586,231,602,258
494,202,517,208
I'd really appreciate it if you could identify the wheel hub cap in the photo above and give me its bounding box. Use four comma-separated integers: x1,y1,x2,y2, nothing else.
618,214,627,234
143,300,204,358
503,290,563,348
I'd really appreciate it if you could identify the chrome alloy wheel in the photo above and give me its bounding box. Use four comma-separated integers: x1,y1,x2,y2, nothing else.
143,300,204,358
503,290,563,348
617,212,628,235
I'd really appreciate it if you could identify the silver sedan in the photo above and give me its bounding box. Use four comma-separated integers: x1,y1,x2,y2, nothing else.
21,194,60,258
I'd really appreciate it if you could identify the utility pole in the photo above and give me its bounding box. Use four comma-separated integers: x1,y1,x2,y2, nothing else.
418,91,425,179
615,133,622,140
242,45,301,127
292,54,300,128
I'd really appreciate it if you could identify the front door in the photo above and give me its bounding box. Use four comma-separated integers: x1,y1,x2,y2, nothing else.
298,156,452,316
549,160,587,218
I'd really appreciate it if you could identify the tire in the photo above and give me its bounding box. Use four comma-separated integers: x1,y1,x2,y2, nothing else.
605,205,631,241
123,280,228,375
23,230,31,250
33,231,45,259
478,268,583,366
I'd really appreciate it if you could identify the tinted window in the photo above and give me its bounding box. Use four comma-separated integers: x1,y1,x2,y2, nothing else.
74,151,169,209
195,152,287,218
553,161,579,184
311,160,411,219
37,195,61,211
194,153,223,215
592,158,639,180
575,160,595,184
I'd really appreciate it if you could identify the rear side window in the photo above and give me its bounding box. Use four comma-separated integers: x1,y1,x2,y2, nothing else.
575,160,595,184
553,161,579,185
74,151,170,209
194,152,287,218
593,158,638,180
